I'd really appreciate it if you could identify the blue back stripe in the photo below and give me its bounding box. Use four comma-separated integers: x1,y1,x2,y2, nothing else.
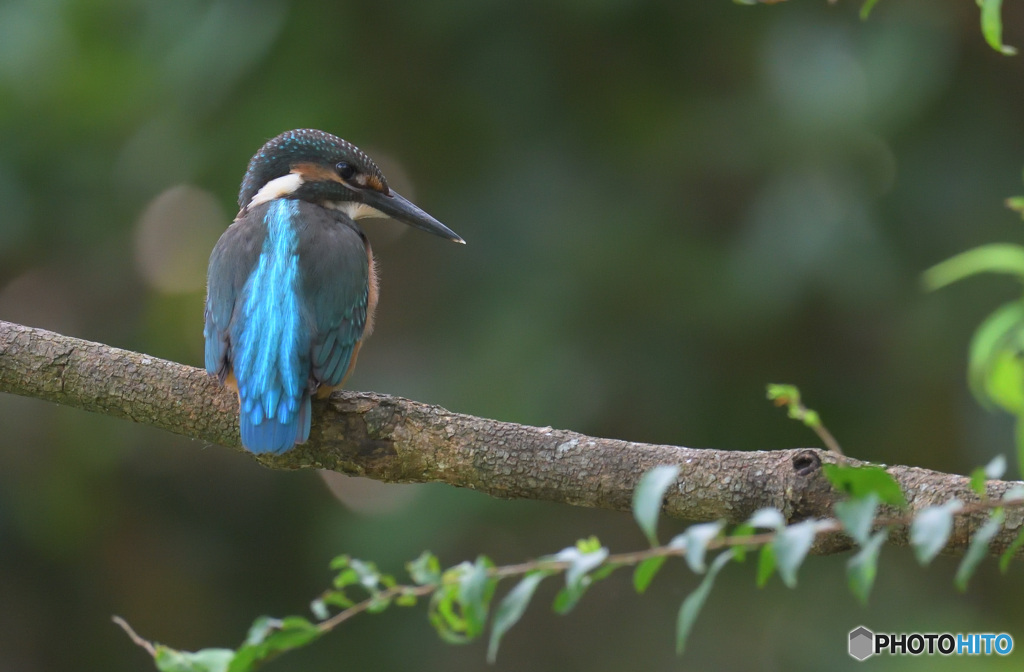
233,199,306,421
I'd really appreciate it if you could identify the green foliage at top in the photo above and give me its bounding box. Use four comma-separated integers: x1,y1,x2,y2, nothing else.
743,0,1017,56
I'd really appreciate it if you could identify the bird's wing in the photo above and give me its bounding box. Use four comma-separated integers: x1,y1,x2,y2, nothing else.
296,203,370,389
203,210,266,382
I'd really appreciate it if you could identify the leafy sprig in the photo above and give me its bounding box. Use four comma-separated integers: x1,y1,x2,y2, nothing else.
115,458,1024,671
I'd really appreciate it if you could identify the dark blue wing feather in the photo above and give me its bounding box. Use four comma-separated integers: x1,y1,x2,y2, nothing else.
204,208,266,381
295,202,369,390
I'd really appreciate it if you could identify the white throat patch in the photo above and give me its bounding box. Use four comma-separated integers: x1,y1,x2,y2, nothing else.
247,173,304,209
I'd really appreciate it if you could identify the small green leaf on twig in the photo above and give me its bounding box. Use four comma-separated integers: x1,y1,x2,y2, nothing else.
970,455,1007,498
550,543,609,614
407,551,442,586
670,520,725,574
823,464,907,508
676,550,736,655
766,384,843,454
487,571,549,663
756,544,776,588
774,520,819,588
910,500,963,565
956,509,1006,590
633,556,667,594
834,493,881,546
633,465,681,546
847,529,888,604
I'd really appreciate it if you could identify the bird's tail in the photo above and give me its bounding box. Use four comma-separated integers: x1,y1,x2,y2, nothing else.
238,389,311,454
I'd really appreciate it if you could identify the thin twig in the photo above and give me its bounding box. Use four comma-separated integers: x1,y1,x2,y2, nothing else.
112,616,158,657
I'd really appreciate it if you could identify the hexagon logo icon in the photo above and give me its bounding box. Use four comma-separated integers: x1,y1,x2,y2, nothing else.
849,626,874,661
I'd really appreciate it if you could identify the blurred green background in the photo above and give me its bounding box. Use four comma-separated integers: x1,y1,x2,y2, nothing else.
2,0,1024,670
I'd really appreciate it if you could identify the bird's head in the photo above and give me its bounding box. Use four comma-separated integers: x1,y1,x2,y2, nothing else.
238,129,463,243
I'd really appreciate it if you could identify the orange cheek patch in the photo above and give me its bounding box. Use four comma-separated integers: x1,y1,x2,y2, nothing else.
292,163,344,184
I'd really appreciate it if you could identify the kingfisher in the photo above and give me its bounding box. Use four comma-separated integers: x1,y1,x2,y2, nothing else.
204,129,463,454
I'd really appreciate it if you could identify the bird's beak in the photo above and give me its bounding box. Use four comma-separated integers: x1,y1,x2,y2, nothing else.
362,189,465,244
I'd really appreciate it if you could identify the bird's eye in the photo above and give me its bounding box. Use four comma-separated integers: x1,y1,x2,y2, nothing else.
335,162,356,180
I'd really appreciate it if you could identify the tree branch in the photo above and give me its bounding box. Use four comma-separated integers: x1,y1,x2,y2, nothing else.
1,319,1021,556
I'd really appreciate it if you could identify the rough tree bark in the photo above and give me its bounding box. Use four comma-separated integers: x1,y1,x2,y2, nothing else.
1,319,1021,556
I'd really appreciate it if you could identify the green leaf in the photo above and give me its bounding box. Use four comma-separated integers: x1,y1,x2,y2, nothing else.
319,590,354,610
910,499,963,565
590,562,621,582
860,0,882,20
756,543,776,588
822,464,907,508
970,455,1007,498
773,520,818,588
967,302,1024,411
956,509,1006,590
1007,196,1024,217
155,647,235,672
551,586,579,614
561,546,609,591
310,599,329,621
999,525,1024,573
486,571,549,663
997,490,1024,570
729,522,756,562
980,0,1017,55
366,594,392,614
633,556,667,594
979,345,1024,414
551,545,609,614
428,559,495,645
241,617,278,646
1004,484,1024,501
847,528,888,604
991,456,1016,489
766,384,823,430
429,577,472,644
458,556,497,636
923,243,1024,290
766,383,800,405
671,520,725,573
332,569,358,590
970,468,988,498
408,551,442,586
348,559,383,592
632,465,681,546
834,493,880,546
748,508,785,530
676,550,735,655
228,617,320,672
1015,421,1024,483
575,535,602,554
